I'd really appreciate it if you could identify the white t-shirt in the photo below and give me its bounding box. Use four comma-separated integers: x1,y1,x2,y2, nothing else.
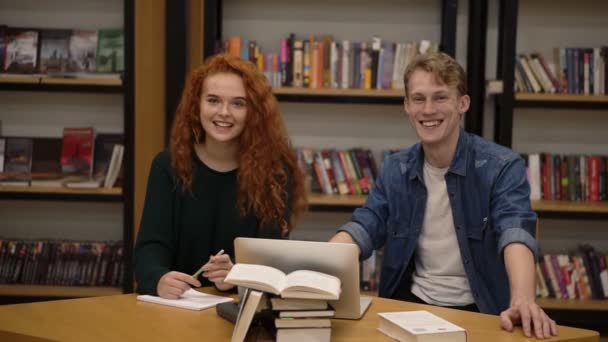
410,160,475,306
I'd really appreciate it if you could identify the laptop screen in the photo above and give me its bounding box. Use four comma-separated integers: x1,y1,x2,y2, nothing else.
233,237,368,319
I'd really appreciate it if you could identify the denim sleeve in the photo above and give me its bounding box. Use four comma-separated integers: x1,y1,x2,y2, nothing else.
491,156,539,260
337,159,391,261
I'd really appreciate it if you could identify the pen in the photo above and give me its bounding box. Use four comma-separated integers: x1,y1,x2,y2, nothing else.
192,249,224,278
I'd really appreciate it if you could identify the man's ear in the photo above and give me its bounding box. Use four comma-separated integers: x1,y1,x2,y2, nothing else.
458,94,471,113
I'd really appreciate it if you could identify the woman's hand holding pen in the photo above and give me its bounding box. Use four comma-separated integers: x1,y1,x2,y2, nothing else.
199,252,235,291
156,271,201,299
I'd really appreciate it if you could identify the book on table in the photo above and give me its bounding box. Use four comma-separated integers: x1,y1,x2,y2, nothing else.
278,309,335,318
224,263,341,300
377,310,466,342
276,327,331,342
136,288,233,311
270,297,329,311
231,289,265,342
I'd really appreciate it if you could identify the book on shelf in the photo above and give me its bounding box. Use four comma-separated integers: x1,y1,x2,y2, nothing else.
377,310,466,342
31,137,62,174
136,288,233,311
3,137,33,174
0,239,124,286
516,49,607,95
224,263,341,300
103,143,124,188
63,133,124,189
4,28,39,74
0,25,7,73
68,30,97,73
0,137,5,172
0,173,30,187
39,29,71,74
96,28,124,73
535,247,608,300
244,35,438,91
60,127,94,176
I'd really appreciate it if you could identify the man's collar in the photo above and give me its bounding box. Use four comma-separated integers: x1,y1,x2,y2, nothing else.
407,128,469,181
449,128,469,176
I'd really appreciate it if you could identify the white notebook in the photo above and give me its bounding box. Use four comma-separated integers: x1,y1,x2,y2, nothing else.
137,289,234,311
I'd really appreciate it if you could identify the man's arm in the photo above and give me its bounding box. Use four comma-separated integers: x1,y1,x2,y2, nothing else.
329,231,357,245
490,156,557,338
501,243,558,339
329,156,394,260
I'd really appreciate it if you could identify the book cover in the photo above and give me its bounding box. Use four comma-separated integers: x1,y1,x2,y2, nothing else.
0,25,7,73
103,144,124,188
0,137,5,172
30,137,66,187
68,30,97,72
60,127,94,176
4,137,33,173
4,29,39,73
31,137,62,174
96,28,124,73
39,29,71,73
92,133,123,180
378,310,466,342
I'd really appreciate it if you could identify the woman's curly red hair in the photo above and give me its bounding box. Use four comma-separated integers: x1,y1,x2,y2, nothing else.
169,53,306,236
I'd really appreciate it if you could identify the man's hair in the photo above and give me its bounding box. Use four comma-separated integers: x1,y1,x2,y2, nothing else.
403,52,467,97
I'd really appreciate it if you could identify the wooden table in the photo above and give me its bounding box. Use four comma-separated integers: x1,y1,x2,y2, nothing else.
0,289,599,342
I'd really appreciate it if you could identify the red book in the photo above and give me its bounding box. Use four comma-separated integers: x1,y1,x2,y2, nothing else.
61,127,95,176
589,156,601,202
553,155,562,200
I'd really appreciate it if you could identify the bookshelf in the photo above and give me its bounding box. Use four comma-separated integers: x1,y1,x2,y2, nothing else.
0,76,123,92
0,0,134,298
490,0,608,313
170,0,466,244
515,93,608,104
0,185,122,202
308,193,608,215
0,284,122,297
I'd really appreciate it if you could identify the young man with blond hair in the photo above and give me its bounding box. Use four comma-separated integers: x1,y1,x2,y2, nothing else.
331,52,557,339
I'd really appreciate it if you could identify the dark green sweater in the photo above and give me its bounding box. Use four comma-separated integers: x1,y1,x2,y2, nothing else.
134,151,285,295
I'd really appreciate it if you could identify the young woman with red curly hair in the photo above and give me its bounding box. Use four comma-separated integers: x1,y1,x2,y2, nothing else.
134,54,306,299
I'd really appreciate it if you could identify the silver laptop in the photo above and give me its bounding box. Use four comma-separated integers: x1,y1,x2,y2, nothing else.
233,237,373,319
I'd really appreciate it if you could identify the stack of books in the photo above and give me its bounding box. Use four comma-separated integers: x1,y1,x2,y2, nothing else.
224,263,341,342
271,297,334,342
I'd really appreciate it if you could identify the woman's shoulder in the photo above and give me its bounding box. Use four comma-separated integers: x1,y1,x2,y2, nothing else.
149,150,173,175
151,150,171,165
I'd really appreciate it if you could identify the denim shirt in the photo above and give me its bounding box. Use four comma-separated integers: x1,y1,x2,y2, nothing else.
338,129,538,314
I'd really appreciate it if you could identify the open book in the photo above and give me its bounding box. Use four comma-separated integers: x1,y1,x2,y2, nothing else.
378,310,466,342
136,288,233,311
225,263,341,300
